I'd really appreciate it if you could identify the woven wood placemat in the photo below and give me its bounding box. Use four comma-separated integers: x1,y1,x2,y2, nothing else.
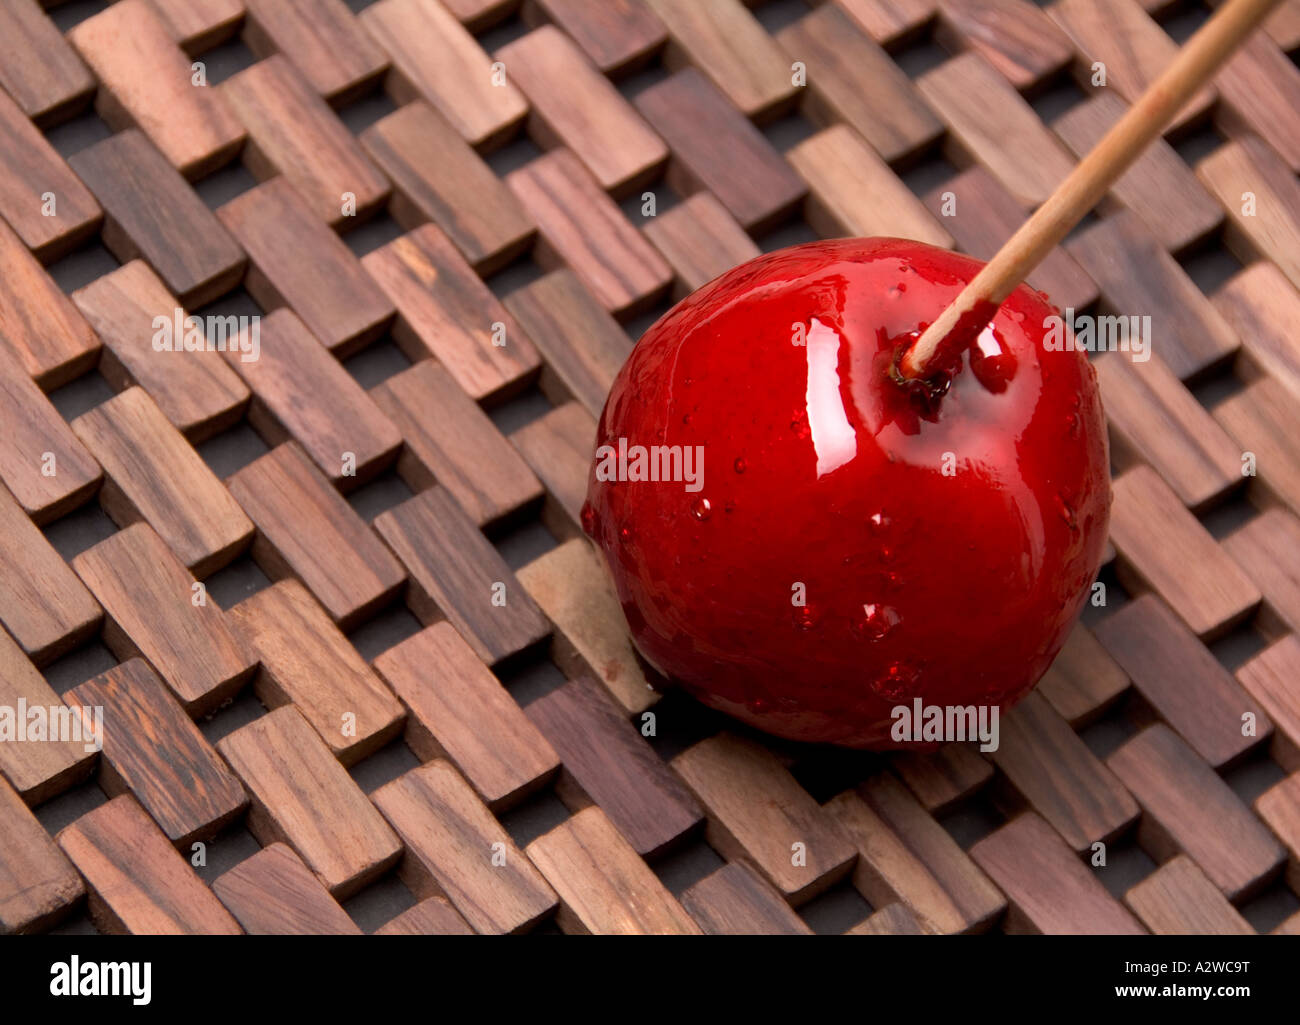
1,0,1299,936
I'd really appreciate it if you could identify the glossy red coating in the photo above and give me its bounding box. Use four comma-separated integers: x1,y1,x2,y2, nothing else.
582,238,1110,748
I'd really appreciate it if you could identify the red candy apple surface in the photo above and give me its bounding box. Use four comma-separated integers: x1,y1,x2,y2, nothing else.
581,237,1110,749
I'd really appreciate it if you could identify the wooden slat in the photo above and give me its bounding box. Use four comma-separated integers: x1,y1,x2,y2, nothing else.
0,344,103,525
144,0,244,52
222,55,390,226
222,308,401,489
969,812,1144,934
524,0,667,75
787,125,954,247
890,743,994,814
509,401,596,537
72,524,257,717
1066,212,1239,381
1235,637,1300,773
525,806,701,934
516,539,659,716
216,706,402,898
0,481,101,666
229,580,406,766
636,68,804,234
775,2,943,165
917,52,1075,207
69,130,245,308
0,218,101,390
672,733,857,905
934,0,1073,91
71,386,254,577
833,0,936,46
987,691,1139,852
645,0,798,120
1094,594,1270,769
828,774,1005,933
0,626,96,806
72,261,250,442
0,0,95,126
1036,623,1130,728
1052,92,1222,253
66,659,247,847
375,897,474,935
1223,509,1300,638
439,0,515,31
921,166,1098,314
373,486,551,665
1094,350,1241,512
1214,377,1300,517
361,101,535,275
371,760,558,933
502,269,633,417
497,26,667,196
680,862,813,935
371,361,543,529
848,903,929,935
243,0,388,104
217,177,395,357
0,87,100,262
1197,136,1300,293
359,0,528,150
524,674,703,858
643,192,761,299
1215,33,1300,174
1213,263,1300,400
1107,724,1285,902
361,224,541,403
57,795,241,934
372,622,559,811
67,0,245,179
213,843,361,936
0,777,83,934
1124,855,1254,935
1109,466,1261,640
1254,772,1300,893
507,149,673,319
225,442,406,631
1048,0,1216,132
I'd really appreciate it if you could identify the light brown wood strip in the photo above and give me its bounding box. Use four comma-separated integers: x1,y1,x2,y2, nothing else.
144,0,244,52
0,777,84,934
525,0,667,76
833,0,936,46
1036,623,1130,728
216,706,402,898
213,843,361,936
969,812,1144,934
0,481,101,666
361,224,541,404
230,580,405,766
222,55,390,226
509,401,596,538
507,149,673,319
1213,377,1300,517
1213,263,1300,400
680,862,813,935
72,524,257,717
1215,33,1300,174
1124,855,1254,935
373,622,559,811
934,0,1073,91
243,0,388,103
361,100,535,275
67,0,246,179
672,733,857,905
375,897,474,935
1254,772,1300,894
643,192,761,300
57,795,242,934
0,626,96,806
0,0,95,126
516,539,659,716
526,806,701,934
890,743,994,815
1223,509,1300,638
1107,725,1285,902
225,443,406,631
72,261,250,442
373,486,552,665
371,760,558,933
1235,637,1300,773
71,386,254,577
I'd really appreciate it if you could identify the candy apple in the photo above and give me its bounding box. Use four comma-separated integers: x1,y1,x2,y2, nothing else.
582,237,1109,749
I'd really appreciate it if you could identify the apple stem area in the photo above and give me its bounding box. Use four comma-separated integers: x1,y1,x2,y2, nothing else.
896,0,1284,382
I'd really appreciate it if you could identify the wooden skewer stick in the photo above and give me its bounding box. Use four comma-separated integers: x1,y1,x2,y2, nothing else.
898,0,1284,380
